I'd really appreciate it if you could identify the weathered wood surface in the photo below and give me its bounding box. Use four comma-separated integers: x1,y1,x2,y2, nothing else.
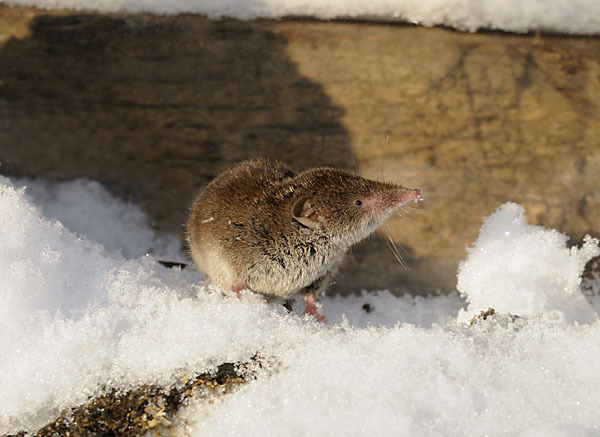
1,6,599,294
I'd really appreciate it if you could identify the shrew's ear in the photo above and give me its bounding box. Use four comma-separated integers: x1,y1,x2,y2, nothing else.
291,197,322,229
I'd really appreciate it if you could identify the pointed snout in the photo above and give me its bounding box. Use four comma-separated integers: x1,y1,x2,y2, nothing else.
364,186,422,217
396,187,421,204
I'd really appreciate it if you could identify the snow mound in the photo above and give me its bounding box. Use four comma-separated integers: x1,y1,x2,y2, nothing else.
13,178,183,260
6,0,600,34
457,202,599,323
1,175,600,436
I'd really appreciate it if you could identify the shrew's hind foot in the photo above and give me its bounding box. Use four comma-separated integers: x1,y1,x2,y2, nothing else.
303,292,326,323
232,282,244,299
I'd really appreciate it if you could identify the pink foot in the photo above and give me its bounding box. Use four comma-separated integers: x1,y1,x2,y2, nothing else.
232,283,243,299
303,293,326,323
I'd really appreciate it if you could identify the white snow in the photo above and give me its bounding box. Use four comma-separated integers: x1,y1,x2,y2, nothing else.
12,178,183,260
1,175,600,435
457,202,599,324
5,0,600,34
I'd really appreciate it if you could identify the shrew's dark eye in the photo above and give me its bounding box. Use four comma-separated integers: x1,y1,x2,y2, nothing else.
355,200,362,206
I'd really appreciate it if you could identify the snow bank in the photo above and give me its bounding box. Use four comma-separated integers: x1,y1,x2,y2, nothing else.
1,175,600,435
182,314,600,436
6,0,600,34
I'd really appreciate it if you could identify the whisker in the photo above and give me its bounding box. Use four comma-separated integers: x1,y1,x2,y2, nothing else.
382,222,408,270
382,232,404,267
388,225,410,256
387,221,411,254
395,207,419,226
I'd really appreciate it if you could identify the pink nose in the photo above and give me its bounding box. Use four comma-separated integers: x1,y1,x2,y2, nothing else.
397,188,420,203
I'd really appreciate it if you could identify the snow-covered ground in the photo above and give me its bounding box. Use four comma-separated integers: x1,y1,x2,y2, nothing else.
5,0,600,34
1,175,600,435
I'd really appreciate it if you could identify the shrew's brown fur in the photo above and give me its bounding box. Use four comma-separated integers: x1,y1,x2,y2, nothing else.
187,159,419,299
